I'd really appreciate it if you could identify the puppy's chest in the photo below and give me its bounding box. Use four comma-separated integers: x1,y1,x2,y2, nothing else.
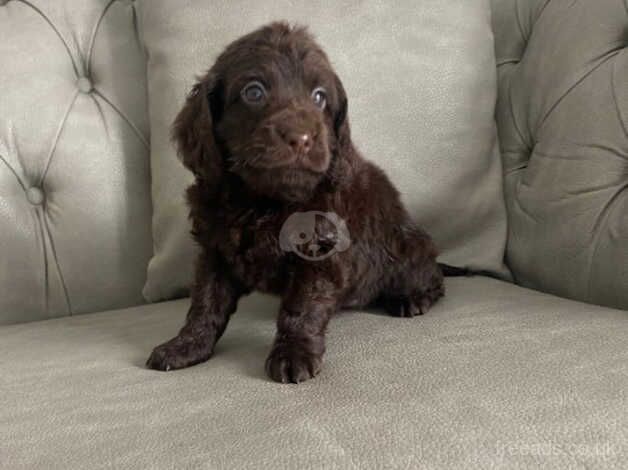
216,209,291,290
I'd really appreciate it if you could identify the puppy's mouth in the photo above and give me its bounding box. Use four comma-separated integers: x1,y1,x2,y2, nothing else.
243,145,330,173
227,145,330,202
255,168,323,202
241,166,324,202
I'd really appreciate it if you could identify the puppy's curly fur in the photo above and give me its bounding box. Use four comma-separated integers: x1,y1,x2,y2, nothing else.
146,22,451,383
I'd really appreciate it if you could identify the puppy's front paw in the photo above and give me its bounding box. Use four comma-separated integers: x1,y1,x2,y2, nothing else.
265,340,323,384
146,335,212,371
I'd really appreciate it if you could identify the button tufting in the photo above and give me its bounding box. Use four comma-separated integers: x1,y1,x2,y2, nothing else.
77,76,93,94
26,187,45,206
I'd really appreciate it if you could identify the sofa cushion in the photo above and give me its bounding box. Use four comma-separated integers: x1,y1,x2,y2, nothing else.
2,277,626,469
137,0,511,302
492,0,628,309
0,0,152,324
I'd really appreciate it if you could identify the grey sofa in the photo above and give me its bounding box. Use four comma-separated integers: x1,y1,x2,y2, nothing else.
1,0,626,469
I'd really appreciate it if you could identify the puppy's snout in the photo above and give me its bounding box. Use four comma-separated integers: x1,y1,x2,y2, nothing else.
279,128,313,155
253,106,329,175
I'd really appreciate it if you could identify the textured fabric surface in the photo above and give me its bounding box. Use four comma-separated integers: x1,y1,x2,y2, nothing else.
492,0,628,309
1,277,626,469
137,0,511,302
0,0,152,324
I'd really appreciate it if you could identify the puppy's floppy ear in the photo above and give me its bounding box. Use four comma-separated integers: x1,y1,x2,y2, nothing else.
333,73,351,152
171,74,223,185
327,73,354,187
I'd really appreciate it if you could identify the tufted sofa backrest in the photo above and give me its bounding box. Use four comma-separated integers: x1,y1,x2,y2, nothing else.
0,0,151,324
2,0,626,325
492,0,628,310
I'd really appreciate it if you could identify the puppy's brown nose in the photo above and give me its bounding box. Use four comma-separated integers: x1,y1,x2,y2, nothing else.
282,131,312,154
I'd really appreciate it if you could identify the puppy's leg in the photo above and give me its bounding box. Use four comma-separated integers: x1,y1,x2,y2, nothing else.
146,256,242,371
381,229,444,317
266,270,338,383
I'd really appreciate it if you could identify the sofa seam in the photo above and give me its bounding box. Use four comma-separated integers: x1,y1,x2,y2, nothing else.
507,74,532,158
16,0,79,76
42,211,72,316
39,90,79,186
0,153,26,191
537,49,624,136
586,182,628,299
35,209,50,316
497,58,521,67
92,94,110,140
533,0,553,29
86,0,117,77
514,0,527,45
94,89,149,149
611,51,628,138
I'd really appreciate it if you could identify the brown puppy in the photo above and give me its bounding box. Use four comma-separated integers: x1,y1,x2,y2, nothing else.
146,22,449,383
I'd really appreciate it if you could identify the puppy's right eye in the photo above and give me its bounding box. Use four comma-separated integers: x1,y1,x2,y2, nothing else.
241,81,266,105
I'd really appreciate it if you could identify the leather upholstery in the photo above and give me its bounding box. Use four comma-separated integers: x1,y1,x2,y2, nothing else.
492,0,628,309
2,277,627,468
0,0,151,324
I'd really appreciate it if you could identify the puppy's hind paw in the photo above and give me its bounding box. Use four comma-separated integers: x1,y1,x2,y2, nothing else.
383,297,423,317
412,283,445,315
383,285,444,318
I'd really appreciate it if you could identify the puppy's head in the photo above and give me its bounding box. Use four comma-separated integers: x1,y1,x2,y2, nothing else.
173,22,351,203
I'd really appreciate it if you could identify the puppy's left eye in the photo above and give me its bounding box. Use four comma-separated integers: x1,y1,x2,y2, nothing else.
312,87,327,110
241,81,267,105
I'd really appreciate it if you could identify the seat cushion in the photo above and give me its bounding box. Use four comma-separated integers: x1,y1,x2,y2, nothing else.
0,0,152,324
492,0,628,309
1,277,626,469
137,0,511,302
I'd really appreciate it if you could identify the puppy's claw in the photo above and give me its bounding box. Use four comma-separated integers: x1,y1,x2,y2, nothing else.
266,343,322,384
384,297,422,317
146,335,213,371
